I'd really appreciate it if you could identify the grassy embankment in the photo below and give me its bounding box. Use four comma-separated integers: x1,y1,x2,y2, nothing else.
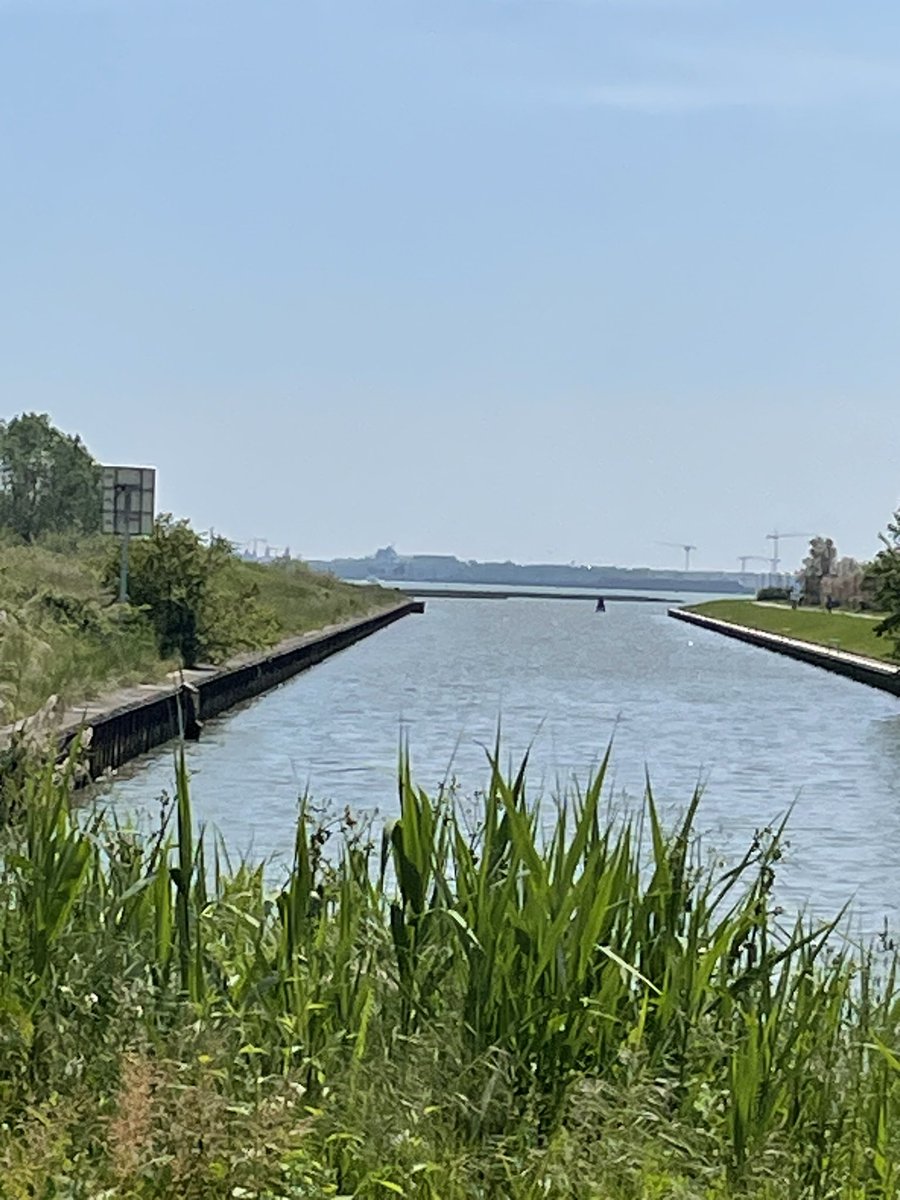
685,598,895,663
0,536,395,721
0,748,899,1197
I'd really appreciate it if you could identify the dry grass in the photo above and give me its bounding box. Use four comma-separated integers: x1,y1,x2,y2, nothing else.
107,1051,160,1181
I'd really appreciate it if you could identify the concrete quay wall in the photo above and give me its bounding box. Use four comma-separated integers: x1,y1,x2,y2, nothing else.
669,607,900,697
60,600,424,778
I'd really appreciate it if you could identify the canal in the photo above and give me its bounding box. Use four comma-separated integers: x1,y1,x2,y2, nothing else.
103,595,900,937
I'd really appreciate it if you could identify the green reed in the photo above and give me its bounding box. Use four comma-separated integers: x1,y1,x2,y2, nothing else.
0,744,898,1197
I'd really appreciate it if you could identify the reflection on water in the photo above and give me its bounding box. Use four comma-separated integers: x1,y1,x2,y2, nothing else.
871,714,900,775
102,597,900,936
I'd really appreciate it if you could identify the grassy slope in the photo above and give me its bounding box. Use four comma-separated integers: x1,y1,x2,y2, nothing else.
0,539,398,720
0,537,163,719
239,557,396,635
686,597,895,662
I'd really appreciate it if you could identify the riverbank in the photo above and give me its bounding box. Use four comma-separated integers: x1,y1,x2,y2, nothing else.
37,599,423,779
0,536,398,720
681,598,892,661
671,599,900,696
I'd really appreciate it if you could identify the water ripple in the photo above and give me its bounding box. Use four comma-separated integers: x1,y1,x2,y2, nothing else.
102,597,900,936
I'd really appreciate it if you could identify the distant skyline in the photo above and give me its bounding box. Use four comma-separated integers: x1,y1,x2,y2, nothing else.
2,0,899,571
310,541,806,577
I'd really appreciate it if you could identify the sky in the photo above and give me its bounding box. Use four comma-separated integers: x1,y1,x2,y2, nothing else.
2,0,900,571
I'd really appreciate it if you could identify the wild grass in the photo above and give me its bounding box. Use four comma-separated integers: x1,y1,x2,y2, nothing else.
238,556,397,636
0,535,165,719
687,598,893,662
0,743,897,1197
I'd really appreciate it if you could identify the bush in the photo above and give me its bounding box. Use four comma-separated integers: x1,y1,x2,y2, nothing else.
755,586,792,602
109,516,279,667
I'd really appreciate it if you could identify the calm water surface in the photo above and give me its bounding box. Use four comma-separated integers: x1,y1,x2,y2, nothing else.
104,598,900,935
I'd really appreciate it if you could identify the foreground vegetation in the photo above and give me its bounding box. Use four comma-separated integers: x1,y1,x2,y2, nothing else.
0,745,898,1198
687,598,894,663
0,532,395,721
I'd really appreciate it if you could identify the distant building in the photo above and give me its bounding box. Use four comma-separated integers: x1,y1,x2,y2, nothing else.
305,548,755,595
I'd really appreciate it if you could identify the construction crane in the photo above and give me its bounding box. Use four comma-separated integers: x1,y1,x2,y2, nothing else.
657,541,698,572
765,531,812,574
737,555,770,574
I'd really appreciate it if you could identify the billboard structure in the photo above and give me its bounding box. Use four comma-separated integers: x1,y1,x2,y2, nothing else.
101,465,156,601
101,466,155,537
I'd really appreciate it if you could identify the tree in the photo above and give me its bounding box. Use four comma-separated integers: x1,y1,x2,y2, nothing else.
800,536,837,605
821,556,872,610
0,413,101,542
867,509,900,658
110,516,278,667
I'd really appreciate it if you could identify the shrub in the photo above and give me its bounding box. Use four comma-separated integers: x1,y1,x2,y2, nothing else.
755,586,792,602
108,516,279,667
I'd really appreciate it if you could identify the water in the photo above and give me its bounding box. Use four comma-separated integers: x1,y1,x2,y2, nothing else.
103,596,900,936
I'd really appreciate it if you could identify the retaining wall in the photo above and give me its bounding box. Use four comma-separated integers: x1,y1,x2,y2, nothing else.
60,600,424,778
669,607,900,697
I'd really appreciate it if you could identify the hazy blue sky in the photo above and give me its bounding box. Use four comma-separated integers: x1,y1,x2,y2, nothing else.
2,0,899,570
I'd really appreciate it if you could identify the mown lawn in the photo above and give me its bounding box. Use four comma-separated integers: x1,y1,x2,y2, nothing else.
685,598,896,662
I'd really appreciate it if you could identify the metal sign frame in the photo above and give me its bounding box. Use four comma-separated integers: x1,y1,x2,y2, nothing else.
101,466,156,537
101,465,156,602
